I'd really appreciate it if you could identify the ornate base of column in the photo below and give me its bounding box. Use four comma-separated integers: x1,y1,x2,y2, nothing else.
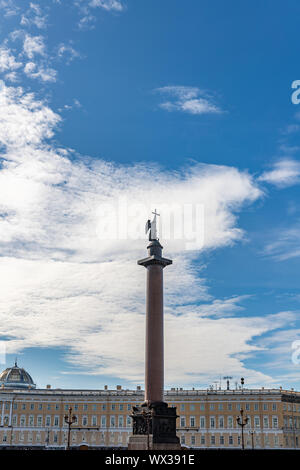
128,402,181,450
128,435,181,450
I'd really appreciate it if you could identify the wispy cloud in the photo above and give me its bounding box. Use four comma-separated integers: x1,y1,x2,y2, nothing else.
23,34,46,59
20,3,48,30
258,158,300,188
0,0,19,17
0,46,22,73
155,86,224,115
57,43,81,64
24,61,57,82
264,223,300,261
75,0,124,29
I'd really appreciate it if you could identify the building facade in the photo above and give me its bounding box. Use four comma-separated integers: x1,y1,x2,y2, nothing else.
0,365,300,449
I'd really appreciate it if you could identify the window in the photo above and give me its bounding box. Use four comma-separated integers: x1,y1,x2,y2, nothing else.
200,417,205,428
22,404,26,410
180,416,186,427
220,435,224,445
200,435,205,445
13,403,17,410
254,403,259,411
210,404,215,410
181,435,185,445
272,403,277,411
92,416,97,426
93,404,97,411
54,416,59,427
236,403,241,410
83,404,88,411
53,433,58,443
3,434,7,442
127,416,131,427
37,416,42,427
20,415,26,426
263,416,269,428
29,415,34,426
190,416,195,427
12,415,17,426
101,416,106,427
110,416,115,427
55,404,59,410
30,403,34,410
228,403,232,411
47,404,51,411
274,435,279,447
272,416,278,428
190,404,195,411
228,417,233,428
46,416,51,426
119,404,123,411
254,416,260,428
180,404,185,411
74,404,78,411
191,435,195,445
127,404,131,411
210,417,215,428
263,403,268,411
200,404,205,411
245,403,250,411
4,403,9,410
82,416,88,426
111,404,116,411
218,403,223,411
118,416,123,427
38,404,42,410
238,436,240,445
102,404,107,411
219,417,224,428
211,435,215,445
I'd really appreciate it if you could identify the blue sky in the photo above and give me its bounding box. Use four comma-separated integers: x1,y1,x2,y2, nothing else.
0,0,300,391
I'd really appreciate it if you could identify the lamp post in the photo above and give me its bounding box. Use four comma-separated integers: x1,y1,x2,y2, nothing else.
64,406,76,450
237,408,249,450
250,430,255,449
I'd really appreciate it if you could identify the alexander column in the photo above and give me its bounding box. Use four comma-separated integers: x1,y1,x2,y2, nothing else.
128,211,180,450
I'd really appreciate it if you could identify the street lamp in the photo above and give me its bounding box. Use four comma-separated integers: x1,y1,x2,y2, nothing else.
64,406,76,450
250,430,255,449
237,408,249,450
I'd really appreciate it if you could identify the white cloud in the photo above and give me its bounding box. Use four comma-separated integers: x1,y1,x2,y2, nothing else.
0,46,22,73
0,82,287,386
20,3,48,29
57,43,81,63
88,0,123,11
0,0,19,17
24,61,57,82
156,86,223,115
264,223,300,261
258,158,300,188
23,34,46,59
0,81,60,148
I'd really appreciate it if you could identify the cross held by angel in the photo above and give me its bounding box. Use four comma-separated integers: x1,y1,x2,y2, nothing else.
145,209,160,241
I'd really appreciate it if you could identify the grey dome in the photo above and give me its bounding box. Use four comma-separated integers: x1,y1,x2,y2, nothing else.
0,362,36,389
